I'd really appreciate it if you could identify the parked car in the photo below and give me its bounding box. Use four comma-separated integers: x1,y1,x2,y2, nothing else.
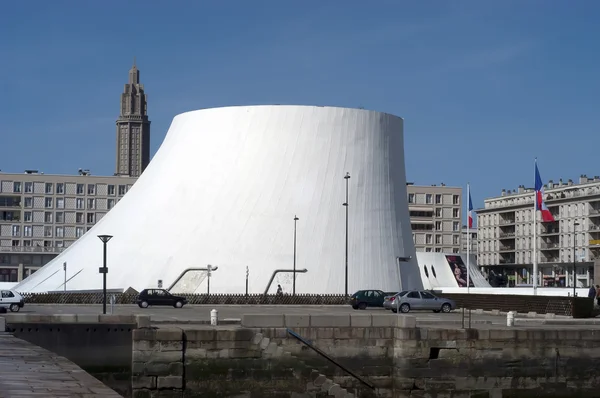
383,291,407,311
385,290,456,313
0,289,25,312
136,289,188,308
350,290,396,310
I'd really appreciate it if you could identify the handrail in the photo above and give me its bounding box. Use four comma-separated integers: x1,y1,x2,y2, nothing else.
286,328,375,390
167,267,219,292
263,269,307,295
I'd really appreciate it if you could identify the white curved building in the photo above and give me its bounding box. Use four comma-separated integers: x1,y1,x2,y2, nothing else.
15,105,422,294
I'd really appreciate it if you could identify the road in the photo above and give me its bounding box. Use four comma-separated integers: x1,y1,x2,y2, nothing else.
16,304,600,329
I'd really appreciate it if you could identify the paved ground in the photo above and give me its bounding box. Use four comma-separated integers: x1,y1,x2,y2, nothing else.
18,304,600,329
0,333,121,397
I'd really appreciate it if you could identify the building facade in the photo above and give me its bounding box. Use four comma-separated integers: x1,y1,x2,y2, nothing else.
0,171,137,282
115,61,151,177
407,184,462,253
477,175,600,288
461,225,478,258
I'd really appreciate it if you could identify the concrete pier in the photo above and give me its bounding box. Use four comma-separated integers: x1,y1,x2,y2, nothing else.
0,333,122,397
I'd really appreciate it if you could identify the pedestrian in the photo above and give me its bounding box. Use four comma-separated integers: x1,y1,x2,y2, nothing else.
596,285,600,306
588,284,596,299
276,284,283,296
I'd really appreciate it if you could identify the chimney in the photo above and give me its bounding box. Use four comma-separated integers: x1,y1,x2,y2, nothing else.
518,185,524,194
568,179,573,186
501,189,506,196
559,178,563,186
580,175,588,184
595,176,600,182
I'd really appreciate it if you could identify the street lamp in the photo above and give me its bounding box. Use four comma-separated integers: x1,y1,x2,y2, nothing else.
293,215,299,296
573,222,580,297
207,264,213,295
245,266,249,296
97,234,113,315
343,172,350,296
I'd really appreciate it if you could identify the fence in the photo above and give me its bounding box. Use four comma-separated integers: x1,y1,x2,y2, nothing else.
441,293,574,317
19,292,350,305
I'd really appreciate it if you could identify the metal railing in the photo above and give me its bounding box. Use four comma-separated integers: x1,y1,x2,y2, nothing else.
286,329,375,390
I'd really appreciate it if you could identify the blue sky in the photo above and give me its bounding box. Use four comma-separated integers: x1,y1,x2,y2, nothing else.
1,0,599,214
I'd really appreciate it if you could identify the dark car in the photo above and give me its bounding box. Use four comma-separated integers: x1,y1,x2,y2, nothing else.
136,289,188,308
350,289,396,310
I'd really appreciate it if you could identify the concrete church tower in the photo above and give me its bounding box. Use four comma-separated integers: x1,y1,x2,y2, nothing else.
115,59,151,177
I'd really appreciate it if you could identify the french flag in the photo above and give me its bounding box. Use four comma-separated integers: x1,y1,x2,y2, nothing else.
468,189,474,228
535,163,555,223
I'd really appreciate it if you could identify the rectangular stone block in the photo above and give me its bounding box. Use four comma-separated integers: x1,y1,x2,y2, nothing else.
395,315,416,329
76,314,100,323
371,314,396,327
215,328,254,341
51,314,78,323
143,361,184,376
185,348,208,359
99,314,136,324
133,349,182,363
489,329,517,340
160,340,183,351
184,328,215,342
241,314,284,328
285,314,310,327
157,376,183,389
134,340,159,351
310,314,350,327
350,313,372,327
132,375,156,389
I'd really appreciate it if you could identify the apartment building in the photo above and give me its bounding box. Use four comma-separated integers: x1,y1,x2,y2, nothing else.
0,170,137,282
461,225,478,259
477,175,600,288
407,183,462,253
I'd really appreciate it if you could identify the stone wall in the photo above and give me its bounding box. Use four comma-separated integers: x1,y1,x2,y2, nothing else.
131,313,600,398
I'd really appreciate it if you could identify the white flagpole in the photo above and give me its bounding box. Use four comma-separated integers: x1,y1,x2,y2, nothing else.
467,183,471,293
533,158,538,295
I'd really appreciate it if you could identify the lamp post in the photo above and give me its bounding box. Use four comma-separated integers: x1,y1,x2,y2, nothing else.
97,234,113,315
207,264,213,295
245,266,249,296
63,262,67,292
343,172,350,296
573,222,580,297
293,215,299,296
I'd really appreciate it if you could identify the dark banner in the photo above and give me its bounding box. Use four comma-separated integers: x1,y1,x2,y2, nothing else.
446,255,474,288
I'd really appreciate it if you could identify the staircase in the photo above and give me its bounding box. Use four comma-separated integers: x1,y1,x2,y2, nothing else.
252,332,357,398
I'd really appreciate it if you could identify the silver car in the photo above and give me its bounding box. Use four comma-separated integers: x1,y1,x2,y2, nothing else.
385,290,456,313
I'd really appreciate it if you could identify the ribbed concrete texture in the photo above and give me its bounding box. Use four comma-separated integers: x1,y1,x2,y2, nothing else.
15,105,422,295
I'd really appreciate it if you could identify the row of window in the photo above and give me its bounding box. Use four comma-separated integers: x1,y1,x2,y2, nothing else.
414,233,461,245
410,208,461,218
3,238,82,250
7,222,94,238
10,181,128,196
416,247,460,253
19,197,116,210
412,221,462,232
408,193,461,205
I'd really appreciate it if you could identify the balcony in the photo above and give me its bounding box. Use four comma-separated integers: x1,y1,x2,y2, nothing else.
499,219,516,225
499,232,515,239
540,227,560,236
499,245,515,252
589,208,600,217
539,256,560,263
498,259,516,265
0,246,65,254
540,242,560,250
0,196,22,208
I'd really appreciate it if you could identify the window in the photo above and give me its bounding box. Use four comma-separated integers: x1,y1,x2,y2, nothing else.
87,198,95,209
421,291,435,299
435,221,441,231
408,193,415,204
12,225,20,237
435,248,442,252
425,194,432,204
44,226,52,237
23,212,32,222
45,183,53,194
44,212,53,223
56,183,64,194
76,198,84,209
435,235,441,244
453,195,459,205
76,212,83,223
56,198,65,209
24,182,33,193
13,182,21,193
423,266,429,278
55,226,64,238
453,235,459,245
407,291,420,299
453,208,459,218
76,227,84,238
11,240,19,247
55,212,64,223
426,234,432,244
87,213,95,223
45,197,53,208
118,185,126,195
435,208,442,217
24,197,32,208
108,199,115,210
435,194,442,204
453,222,460,232
76,184,84,195
87,184,95,195
452,248,459,253
24,226,32,237
23,240,31,247
108,185,115,195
